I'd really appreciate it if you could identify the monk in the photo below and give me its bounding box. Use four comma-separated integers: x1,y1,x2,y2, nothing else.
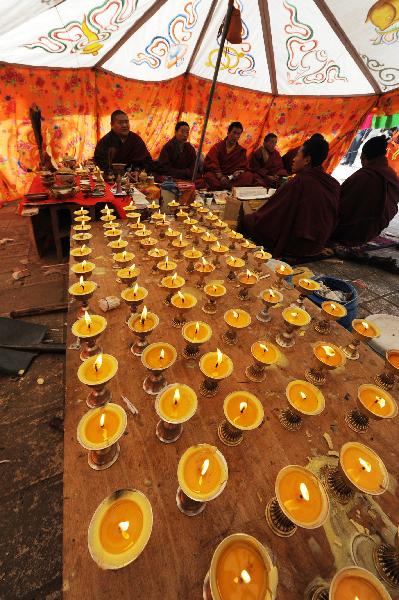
157,121,196,180
332,136,399,245
94,110,152,175
249,133,287,187
282,133,324,174
203,122,259,190
241,137,340,258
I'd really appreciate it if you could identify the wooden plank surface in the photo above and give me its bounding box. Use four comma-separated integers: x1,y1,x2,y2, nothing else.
63,220,399,600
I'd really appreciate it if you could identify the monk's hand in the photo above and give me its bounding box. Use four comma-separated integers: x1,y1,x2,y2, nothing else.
218,174,229,187
232,170,244,179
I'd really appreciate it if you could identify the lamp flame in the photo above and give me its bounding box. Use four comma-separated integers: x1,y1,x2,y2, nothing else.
173,388,180,405
84,311,92,328
375,395,386,408
94,353,103,372
202,257,207,266
259,343,268,353
240,401,248,414
167,227,172,234
195,322,200,335
322,345,336,358
233,310,239,320
179,233,183,243
133,283,139,296
300,391,307,400
79,275,84,288
99,413,105,428
118,521,130,539
160,349,165,360
240,570,251,584
105,204,109,211
216,241,221,249
361,321,369,330
140,305,148,324
80,244,86,253
201,459,210,477
299,482,310,501
269,289,276,298
330,303,337,310
172,273,177,282
122,250,127,259
165,256,169,267
291,311,298,318
216,348,223,368
177,290,185,302
82,260,87,270
359,457,372,473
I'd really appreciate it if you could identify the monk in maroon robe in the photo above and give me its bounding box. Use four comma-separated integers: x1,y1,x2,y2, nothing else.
282,133,324,174
332,136,399,245
203,121,259,190
157,121,196,180
249,133,287,187
94,110,152,175
242,137,340,258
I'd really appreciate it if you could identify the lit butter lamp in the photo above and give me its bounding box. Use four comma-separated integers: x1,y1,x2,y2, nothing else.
100,204,115,215
176,208,189,222
222,309,251,345
246,341,280,382
127,305,159,356
182,320,212,359
68,276,97,318
201,231,218,257
195,257,216,289
134,225,152,240
295,278,321,307
199,348,234,397
183,246,203,273
176,443,228,516
218,391,264,446
108,237,128,254
211,240,229,268
226,255,245,281
204,211,219,227
190,224,206,245
213,218,228,233
374,526,399,589
254,249,272,275
329,566,392,600
74,206,89,216
183,216,198,238
148,247,167,273
273,263,293,290
257,289,283,323
100,211,116,224
117,260,140,285
121,283,148,321
75,216,92,227
155,383,198,443
345,383,397,433
72,232,92,243
71,244,92,262
170,290,198,328
227,229,243,250
276,307,311,348
375,349,399,391
150,208,163,222
172,232,189,260
161,272,185,306
88,488,153,569
73,223,91,232
342,318,380,361
113,250,135,269
240,238,257,261
265,465,329,538
203,282,227,315
124,202,138,214
71,259,95,279
156,214,170,239
305,342,346,386
104,227,122,241
279,380,325,431
237,269,259,301
77,403,127,470
203,533,278,600
127,216,144,236
165,226,181,247
141,342,177,395
314,300,347,335
71,311,107,361
77,353,118,408
326,441,389,504
157,255,177,286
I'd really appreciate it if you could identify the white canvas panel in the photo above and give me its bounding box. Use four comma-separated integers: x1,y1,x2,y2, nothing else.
0,0,66,35
269,0,374,95
104,0,214,80
325,0,399,92
0,0,156,68
190,0,272,92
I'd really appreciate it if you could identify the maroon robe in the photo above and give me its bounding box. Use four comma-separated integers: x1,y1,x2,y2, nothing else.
243,167,340,258
282,145,300,175
203,139,258,190
249,147,287,187
94,130,152,174
157,137,196,180
332,156,399,245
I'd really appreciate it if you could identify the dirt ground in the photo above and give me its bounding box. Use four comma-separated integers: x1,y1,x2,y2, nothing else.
0,201,398,599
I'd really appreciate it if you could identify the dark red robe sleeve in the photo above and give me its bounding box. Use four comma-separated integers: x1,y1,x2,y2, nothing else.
203,142,223,174
158,140,196,179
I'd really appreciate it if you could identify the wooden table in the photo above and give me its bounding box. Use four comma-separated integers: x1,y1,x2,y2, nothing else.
64,220,399,600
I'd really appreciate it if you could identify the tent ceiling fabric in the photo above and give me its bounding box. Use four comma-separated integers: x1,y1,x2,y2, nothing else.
0,0,397,95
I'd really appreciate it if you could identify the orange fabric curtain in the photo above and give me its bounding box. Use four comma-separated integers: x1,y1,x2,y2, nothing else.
0,65,388,203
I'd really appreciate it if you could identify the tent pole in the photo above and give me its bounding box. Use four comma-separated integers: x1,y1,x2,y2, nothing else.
192,0,235,183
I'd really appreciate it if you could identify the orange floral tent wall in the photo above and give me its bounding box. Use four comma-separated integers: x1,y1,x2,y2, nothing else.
0,65,380,203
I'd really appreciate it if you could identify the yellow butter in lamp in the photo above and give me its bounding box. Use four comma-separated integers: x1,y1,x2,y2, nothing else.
129,310,158,333
143,344,175,369
204,283,226,297
195,260,215,273
113,251,134,264
200,350,233,379
162,274,185,288
104,228,122,237
121,286,147,301
352,318,380,338
387,350,399,368
262,289,283,304
297,278,320,291
117,265,140,279
224,391,264,429
282,307,310,326
157,384,197,422
251,341,279,364
278,468,325,526
183,248,202,259
180,445,226,498
171,292,197,309
149,247,167,259
183,321,212,343
84,407,122,445
157,259,177,271
78,353,118,386
215,539,270,600
314,342,344,367
340,443,388,493
238,272,258,285
71,261,95,275
254,250,272,260
321,301,347,318
226,256,245,268
358,385,397,418
211,243,229,253
334,576,385,600
68,280,96,296
224,309,251,328
71,246,92,258
108,238,128,249
286,381,324,415
72,314,106,338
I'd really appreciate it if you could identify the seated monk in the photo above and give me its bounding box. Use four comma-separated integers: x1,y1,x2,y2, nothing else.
203,121,259,190
249,132,287,187
157,121,196,180
241,137,340,258
94,109,152,176
332,136,399,245
282,133,324,174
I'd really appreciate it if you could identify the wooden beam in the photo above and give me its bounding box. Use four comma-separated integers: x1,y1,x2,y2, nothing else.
314,0,381,94
95,0,169,68
259,0,277,95
186,0,219,74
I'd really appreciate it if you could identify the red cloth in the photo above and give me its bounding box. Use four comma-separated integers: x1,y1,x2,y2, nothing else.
157,137,196,180
332,157,399,245
94,130,152,174
249,148,287,186
203,138,259,190
243,167,340,258
20,176,130,218
282,146,300,175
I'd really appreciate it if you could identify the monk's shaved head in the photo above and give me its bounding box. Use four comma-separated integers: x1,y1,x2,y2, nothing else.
302,137,329,167
362,135,388,160
228,121,243,133
111,109,128,123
